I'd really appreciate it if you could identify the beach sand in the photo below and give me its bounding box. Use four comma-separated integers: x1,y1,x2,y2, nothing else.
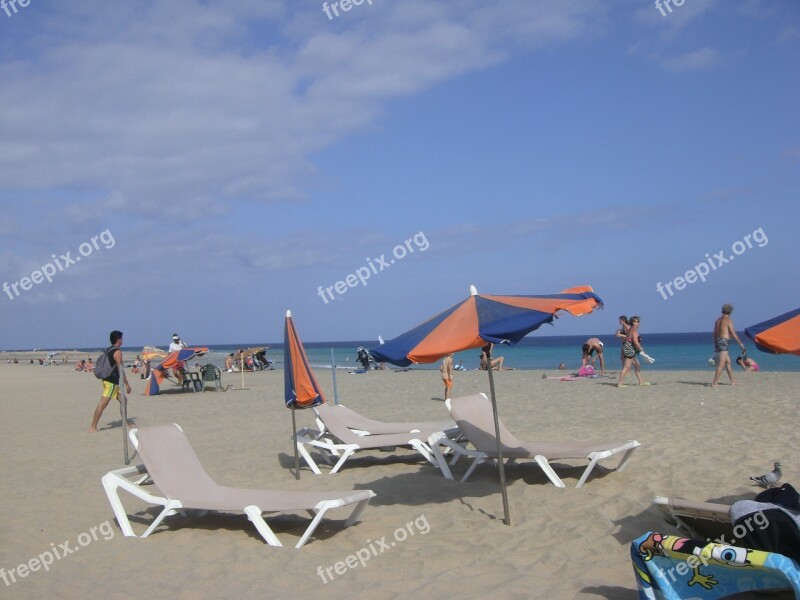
1,363,798,599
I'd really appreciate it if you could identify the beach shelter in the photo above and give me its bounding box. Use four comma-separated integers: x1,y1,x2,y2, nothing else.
144,347,209,396
369,285,604,525
284,310,326,479
745,308,800,356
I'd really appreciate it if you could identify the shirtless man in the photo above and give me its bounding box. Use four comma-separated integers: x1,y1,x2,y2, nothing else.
711,304,746,387
581,338,605,375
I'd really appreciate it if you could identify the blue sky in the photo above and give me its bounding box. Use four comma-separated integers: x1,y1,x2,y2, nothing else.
0,0,798,350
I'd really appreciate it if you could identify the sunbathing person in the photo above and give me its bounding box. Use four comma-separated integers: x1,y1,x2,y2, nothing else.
736,356,760,371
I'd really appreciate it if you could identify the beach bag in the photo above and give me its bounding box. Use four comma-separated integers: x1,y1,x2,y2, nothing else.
708,352,719,366
94,346,117,380
578,365,596,377
755,483,800,511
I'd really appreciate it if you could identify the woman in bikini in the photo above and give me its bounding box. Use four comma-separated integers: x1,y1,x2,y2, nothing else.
617,316,647,387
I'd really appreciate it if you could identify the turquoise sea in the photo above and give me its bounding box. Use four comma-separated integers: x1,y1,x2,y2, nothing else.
105,332,798,373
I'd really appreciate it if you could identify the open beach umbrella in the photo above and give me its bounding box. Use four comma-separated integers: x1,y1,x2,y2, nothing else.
745,308,800,356
144,347,210,396
370,285,604,525
284,310,326,479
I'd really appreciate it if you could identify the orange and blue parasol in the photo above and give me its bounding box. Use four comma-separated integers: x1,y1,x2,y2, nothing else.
746,307,800,356
370,285,603,525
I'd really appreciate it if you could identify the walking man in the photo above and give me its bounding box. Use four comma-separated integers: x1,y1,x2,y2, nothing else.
711,304,746,387
90,330,132,432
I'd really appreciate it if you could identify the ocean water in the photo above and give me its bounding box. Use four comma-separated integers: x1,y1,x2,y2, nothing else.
159,332,798,373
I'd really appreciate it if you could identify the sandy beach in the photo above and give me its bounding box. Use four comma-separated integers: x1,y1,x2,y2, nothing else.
1,363,797,599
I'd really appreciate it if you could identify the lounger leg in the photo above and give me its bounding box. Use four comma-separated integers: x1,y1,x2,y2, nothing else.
430,439,455,480
141,499,183,538
296,440,322,475
575,456,600,489
460,456,486,482
329,447,357,474
533,455,566,488
101,472,137,537
343,498,371,527
408,439,435,464
614,446,638,473
243,505,283,547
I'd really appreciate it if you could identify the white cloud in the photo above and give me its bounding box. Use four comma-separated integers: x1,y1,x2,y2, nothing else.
0,0,606,227
661,47,721,71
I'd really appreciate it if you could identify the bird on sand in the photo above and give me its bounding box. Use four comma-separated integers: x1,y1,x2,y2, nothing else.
749,462,782,487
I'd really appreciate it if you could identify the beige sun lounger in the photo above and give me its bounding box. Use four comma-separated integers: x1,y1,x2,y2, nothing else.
653,495,734,539
429,393,640,488
296,403,458,474
316,404,456,436
102,424,375,548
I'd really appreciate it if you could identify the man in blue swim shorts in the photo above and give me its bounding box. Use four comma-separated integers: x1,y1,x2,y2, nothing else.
711,304,746,387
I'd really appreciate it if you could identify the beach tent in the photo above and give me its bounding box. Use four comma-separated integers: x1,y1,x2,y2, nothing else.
370,285,603,525
144,347,209,396
284,310,325,479
745,308,800,356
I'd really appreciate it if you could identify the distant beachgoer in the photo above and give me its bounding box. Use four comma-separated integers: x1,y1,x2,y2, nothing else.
132,355,141,374
86,357,94,372
558,362,566,370
736,355,759,372
616,315,640,371
90,330,132,432
225,353,234,372
454,360,466,371
440,353,454,400
75,359,86,372
711,304,746,387
617,316,647,387
480,343,510,370
581,338,605,375
169,334,188,383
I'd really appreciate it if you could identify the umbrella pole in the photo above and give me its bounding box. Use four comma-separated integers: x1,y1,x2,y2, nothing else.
485,357,510,526
291,405,300,480
330,348,339,405
119,363,130,465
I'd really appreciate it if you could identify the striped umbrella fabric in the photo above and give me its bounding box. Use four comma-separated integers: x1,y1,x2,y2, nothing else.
370,285,603,366
284,311,326,408
369,285,603,526
746,308,800,356
144,348,209,396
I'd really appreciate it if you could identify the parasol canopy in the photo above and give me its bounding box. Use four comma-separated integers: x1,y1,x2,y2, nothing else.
144,347,209,396
745,308,800,356
369,285,603,525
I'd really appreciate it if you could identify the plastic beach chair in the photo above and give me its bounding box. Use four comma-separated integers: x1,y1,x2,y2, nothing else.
428,393,640,488
295,403,458,475
101,424,375,548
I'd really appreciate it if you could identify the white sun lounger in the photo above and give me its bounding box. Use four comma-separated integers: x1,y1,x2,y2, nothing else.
295,403,458,474
429,393,640,488
102,424,375,548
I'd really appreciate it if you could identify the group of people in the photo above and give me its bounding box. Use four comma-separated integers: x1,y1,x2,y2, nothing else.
577,304,758,387
439,343,511,401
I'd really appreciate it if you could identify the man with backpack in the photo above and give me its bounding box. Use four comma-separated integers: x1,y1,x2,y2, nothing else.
89,330,132,432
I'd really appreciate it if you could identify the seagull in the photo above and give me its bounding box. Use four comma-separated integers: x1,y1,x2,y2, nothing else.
749,462,782,487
